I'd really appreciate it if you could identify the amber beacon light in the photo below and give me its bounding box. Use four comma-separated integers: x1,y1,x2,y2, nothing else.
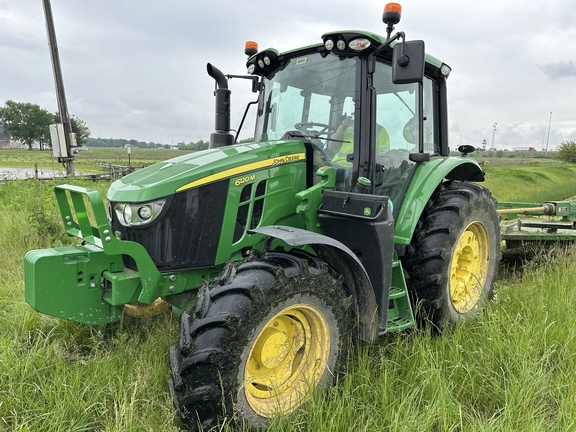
245,41,258,57
383,3,402,39
382,3,402,24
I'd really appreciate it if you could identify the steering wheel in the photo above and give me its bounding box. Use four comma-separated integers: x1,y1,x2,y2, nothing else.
376,148,412,188
294,122,336,137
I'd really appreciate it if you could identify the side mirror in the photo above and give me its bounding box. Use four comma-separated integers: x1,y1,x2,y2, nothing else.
392,40,425,84
458,145,476,156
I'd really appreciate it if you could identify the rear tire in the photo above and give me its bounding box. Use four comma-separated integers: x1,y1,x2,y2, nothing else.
168,250,352,430
403,181,500,330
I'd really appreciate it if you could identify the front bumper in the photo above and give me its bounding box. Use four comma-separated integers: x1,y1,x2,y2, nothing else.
25,244,126,324
24,185,183,324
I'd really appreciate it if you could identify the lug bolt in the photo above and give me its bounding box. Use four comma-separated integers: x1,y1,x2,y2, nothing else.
105,236,111,242
273,321,279,327
170,275,176,281
169,286,175,292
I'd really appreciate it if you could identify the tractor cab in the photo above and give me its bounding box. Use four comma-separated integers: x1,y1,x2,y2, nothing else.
247,22,452,215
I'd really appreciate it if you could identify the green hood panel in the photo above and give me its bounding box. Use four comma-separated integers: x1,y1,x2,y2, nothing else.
107,140,307,202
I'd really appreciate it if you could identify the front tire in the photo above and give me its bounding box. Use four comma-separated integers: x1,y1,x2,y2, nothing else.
168,250,352,430
403,181,501,329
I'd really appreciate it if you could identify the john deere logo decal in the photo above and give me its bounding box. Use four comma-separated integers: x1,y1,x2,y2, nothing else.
176,152,305,192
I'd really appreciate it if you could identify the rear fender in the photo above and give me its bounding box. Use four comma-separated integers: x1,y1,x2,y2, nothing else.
250,225,378,342
394,157,484,245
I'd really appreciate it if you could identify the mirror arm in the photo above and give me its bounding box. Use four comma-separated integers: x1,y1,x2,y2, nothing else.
226,74,262,92
372,31,404,58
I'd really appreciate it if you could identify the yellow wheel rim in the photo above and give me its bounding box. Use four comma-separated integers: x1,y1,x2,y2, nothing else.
123,298,170,318
449,221,490,313
244,303,330,417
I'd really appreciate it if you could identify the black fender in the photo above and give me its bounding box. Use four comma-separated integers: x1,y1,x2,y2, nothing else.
250,225,378,342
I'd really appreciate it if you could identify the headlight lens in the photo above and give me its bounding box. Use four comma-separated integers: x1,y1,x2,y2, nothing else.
138,206,152,220
440,63,452,77
349,38,371,51
114,199,166,227
123,205,132,225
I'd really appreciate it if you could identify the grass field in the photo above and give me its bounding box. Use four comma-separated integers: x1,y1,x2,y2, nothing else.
1,152,576,431
0,148,562,174
0,147,191,175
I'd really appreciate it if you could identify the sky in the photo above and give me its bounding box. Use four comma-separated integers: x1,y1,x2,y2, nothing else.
1,0,575,150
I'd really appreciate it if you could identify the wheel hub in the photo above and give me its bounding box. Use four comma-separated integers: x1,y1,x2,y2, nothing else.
244,304,330,417
252,326,291,369
450,221,489,313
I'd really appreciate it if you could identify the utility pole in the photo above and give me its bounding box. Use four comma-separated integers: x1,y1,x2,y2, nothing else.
545,112,552,157
491,123,497,149
43,0,75,177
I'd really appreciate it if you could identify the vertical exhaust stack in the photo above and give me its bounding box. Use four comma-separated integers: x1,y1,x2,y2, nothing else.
207,63,234,148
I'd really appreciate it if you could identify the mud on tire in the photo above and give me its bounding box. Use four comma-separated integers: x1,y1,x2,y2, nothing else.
402,181,501,330
168,249,352,430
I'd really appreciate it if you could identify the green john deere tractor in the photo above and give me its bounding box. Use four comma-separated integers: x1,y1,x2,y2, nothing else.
25,3,501,430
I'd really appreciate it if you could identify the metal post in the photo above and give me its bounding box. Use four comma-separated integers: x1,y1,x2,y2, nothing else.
545,112,552,157
43,0,74,177
491,123,497,149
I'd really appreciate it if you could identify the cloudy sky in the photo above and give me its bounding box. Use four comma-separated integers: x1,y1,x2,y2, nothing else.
1,0,575,149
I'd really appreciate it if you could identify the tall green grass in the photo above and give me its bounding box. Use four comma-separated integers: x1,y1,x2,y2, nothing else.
0,180,181,431
286,249,576,431
482,164,576,203
1,166,576,431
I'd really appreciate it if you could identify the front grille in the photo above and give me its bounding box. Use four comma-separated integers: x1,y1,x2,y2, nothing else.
111,181,227,271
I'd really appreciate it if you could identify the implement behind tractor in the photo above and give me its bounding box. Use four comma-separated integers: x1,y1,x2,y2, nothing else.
499,200,576,248
24,3,574,430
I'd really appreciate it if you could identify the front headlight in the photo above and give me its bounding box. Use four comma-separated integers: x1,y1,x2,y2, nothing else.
114,199,166,227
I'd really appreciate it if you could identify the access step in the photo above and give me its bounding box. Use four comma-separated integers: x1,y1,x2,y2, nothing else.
385,257,415,333
387,315,414,332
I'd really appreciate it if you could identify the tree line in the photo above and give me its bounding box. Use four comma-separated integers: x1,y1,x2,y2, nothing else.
1,99,256,153
88,138,169,149
86,138,210,150
0,100,89,150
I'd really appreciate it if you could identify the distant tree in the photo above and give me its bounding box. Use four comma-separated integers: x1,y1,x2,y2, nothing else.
53,113,91,148
178,140,209,151
556,140,576,164
196,140,209,151
87,138,158,148
0,100,53,150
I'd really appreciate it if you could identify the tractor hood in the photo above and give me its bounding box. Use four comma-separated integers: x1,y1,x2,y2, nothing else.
107,140,307,203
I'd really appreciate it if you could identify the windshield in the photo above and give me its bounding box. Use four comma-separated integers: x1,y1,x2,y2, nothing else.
252,50,435,210
254,52,359,142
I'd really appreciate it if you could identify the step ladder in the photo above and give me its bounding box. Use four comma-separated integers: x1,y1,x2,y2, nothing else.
386,257,415,332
